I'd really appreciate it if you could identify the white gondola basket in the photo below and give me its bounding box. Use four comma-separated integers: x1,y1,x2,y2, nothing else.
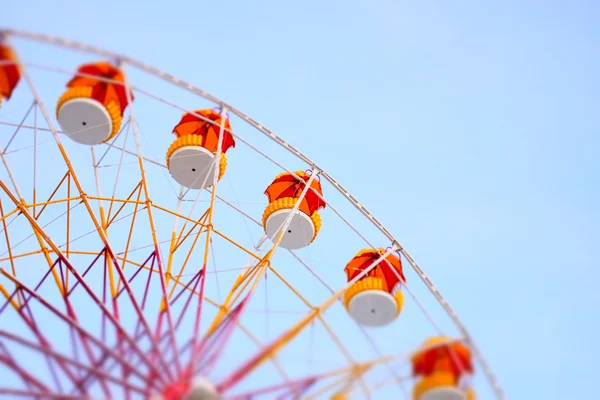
262,197,321,250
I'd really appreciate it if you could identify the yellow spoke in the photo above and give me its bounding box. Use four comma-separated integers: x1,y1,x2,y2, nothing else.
0,182,65,295
0,283,20,312
223,248,396,381
0,206,19,223
173,210,209,252
0,198,22,307
33,171,70,219
0,249,45,262
166,211,208,301
105,181,143,225
114,183,144,294
65,172,71,289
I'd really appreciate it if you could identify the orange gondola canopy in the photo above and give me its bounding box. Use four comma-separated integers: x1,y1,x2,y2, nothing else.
344,248,405,292
0,43,21,103
172,109,235,154
66,61,132,115
411,337,474,379
264,171,326,216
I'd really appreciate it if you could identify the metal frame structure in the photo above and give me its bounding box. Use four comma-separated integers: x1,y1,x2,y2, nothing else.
0,28,503,399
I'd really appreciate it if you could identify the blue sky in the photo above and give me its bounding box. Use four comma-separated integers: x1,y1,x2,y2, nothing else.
3,1,600,399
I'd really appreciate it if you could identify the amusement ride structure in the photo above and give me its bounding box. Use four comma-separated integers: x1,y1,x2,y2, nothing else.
0,29,503,399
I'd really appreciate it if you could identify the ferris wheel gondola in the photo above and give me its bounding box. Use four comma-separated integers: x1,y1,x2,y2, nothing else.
56,61,132,145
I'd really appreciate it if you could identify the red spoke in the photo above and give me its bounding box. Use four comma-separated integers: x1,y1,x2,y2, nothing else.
65,248,107,297
0,268,166,389
0,343,37,393
0,330,152,396
69,251,159,392
0,353,50,392
170,268,204,329
3,264,86,393
150,245,183,377
193,293,253,378
185,259,210,379
0,388,82,399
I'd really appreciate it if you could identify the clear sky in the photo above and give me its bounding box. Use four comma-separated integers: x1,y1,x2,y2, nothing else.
3,1,600,399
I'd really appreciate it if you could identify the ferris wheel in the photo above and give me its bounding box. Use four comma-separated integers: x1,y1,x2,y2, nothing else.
0,29,503,400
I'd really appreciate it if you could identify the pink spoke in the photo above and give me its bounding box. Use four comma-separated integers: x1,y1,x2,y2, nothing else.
26,253,126,395
63,299,111,395
0,353,50,392
0,262,70,392
81,255,160,388
118,270,257,383
150,244,183,377
68,326,80,368
65,248,107,297
0,343,37,394
110,321,191,385
185,259,211,379
0,256,57,314
146,263,203,362
0,330,152,396
4,290,152,392
136,270,204,378
193,293,253,378
68,251,159,391
113,265,203,381
170,268,204,329
3,261,86,394
60,250,172,380
0,269,167,389
101,252,109,342
115,251,156,300
57,260,112,398
0,388,82,399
